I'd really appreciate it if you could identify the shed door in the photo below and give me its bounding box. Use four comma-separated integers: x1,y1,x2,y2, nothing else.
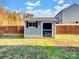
43,23,52,37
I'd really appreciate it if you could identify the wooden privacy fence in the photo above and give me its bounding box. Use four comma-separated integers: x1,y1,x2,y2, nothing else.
0,24,79,35
0,26,24,34
56,24,79,34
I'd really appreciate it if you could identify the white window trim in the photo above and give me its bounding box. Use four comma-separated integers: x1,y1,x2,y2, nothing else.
28,27,36,28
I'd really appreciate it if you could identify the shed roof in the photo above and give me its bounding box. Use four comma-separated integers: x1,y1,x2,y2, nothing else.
23,17,56,22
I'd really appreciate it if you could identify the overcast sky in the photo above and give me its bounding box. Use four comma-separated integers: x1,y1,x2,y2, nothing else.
0,0,79,17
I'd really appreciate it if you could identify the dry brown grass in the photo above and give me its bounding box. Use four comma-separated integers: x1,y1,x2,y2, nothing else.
0,34,79,47
53,34,79,47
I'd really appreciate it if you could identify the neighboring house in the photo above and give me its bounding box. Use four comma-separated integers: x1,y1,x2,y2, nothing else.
24,17,56,38
55,4,79,24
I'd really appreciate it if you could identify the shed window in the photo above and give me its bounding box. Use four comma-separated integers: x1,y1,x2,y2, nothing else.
26,22,38,28
29,22,36,27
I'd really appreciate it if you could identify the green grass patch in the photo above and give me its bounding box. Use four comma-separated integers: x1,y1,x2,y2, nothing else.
0,46,79,59
0,34,24,39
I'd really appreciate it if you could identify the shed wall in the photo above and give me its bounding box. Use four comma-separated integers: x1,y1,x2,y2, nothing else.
24,22,42,37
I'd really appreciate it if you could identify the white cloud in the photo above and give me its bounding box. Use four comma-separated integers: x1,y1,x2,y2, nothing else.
53,0,71,16
14,9,19,13
54,3,71,16
53,0,64,4
58,0,64,4
25,0,71,17
25,3,71,17
25,9,53,17
36,1,40,6
53,0,58,1
25,1,40,7
27,7,33,10
14,9,22,13
53,0,71,14
63,3,71,8
25,1,41,11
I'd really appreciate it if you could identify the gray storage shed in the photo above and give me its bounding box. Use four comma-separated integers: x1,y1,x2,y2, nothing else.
24,17,56,38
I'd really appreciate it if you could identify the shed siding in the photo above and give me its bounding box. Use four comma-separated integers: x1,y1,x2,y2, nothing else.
24,22,42,37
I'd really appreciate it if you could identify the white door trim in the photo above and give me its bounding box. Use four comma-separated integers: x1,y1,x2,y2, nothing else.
41,22,43,37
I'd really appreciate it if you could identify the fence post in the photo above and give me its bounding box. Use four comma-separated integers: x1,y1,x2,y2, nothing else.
6,26,8,34
18,26,19,34
67,25,68,34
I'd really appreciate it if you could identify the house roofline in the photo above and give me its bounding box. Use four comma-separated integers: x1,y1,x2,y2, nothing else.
54,3,79,17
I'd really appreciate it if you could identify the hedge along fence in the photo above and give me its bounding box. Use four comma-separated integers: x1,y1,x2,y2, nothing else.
0,26,24,34
56,24,79,34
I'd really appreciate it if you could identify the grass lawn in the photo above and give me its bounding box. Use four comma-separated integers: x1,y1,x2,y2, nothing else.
0,46,79,59
54,34,79,47
0,34,79,47
0,34,79,59
56,34,79,40
0,34,24,39
0,39,53,46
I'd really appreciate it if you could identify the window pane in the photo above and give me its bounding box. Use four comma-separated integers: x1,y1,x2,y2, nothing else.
29,23,32,27
43,23,52,29
43,31,52,37
28,22,38,27
33,23,36,26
